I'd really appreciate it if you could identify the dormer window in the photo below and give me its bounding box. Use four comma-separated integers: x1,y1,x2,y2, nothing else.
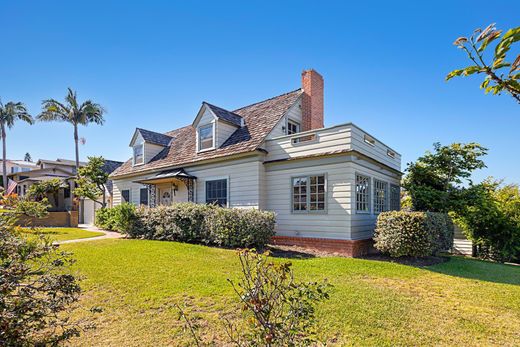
287,120,300,135
198,124,214,151
133,144,144,165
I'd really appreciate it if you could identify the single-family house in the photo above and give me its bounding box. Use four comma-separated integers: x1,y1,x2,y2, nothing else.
109,70,402,256
0,159,39,175
10,158,122,224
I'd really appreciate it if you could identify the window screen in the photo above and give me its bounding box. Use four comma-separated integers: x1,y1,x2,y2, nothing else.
206,179,227,206
373,179,388,214
356,174,370,213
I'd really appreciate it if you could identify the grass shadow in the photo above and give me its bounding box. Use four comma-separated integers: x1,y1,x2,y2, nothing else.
426,256,520,286
267,246,316,259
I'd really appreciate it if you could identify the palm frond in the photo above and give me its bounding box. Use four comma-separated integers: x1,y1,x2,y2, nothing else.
1,101,33,128
80,101,105,125
38,98,70,122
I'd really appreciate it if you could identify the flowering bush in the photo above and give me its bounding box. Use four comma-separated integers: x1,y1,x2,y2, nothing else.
128,203,276,248
374,211,454,257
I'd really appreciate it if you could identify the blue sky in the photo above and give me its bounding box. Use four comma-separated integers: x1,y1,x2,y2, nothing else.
1,1,519,182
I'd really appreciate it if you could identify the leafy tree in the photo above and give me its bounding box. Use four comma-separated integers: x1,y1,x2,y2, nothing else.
38,88,105,172
24,152,32,162
402,142,487,212
0,215,82,345
0,100,34,189
453,179,520,263
74,156,109,207
447,24,520,103
27,178,67,210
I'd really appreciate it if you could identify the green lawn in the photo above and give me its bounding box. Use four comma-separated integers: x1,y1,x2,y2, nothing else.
22,227,104,242
62,239,520,346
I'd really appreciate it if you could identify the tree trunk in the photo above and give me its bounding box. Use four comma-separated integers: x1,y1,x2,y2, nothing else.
2,123,7,190
71,124,79,210
74,124,80,173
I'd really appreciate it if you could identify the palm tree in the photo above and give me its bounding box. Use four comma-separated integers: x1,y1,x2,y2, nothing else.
0,100,34,189
38,88,105,173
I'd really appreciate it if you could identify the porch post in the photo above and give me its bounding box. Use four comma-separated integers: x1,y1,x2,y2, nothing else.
147,184,157,208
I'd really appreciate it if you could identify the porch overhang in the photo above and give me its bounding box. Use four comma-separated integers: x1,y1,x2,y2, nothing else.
134,168,197,185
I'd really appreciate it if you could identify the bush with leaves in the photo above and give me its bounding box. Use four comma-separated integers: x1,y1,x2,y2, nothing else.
0,214,82,345
14,197,51,218
178,249,332,346
129,203,276,248
453,179,520,263
374,211,454,258
94,202,136,232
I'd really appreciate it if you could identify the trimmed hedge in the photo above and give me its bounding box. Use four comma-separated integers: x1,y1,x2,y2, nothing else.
374,211,454,257
95,202,137,232
127,203,276,248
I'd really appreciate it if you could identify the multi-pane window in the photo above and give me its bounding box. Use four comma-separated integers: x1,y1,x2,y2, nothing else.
390,184,400,211
198,124,214,151
140,188,148,206
292,175,326,213
356,174,370,213
287,120,300,135
373,179,388,214
206,179,227,206
121,189,130,203
133,144,144,165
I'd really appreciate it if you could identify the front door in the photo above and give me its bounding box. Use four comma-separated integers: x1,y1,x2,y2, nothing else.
160,188,172,205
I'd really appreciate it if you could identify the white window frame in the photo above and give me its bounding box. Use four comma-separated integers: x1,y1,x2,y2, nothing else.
197,123,216,152
287,119,300,135
204,176,229,207
133,143,144,166
355,173,371,214
390,184,400,211
290,173,328,214
373,179,388,214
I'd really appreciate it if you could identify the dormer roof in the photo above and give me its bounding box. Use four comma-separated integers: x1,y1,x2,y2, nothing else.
130,128,173,147
111,89,303,178
204,102,243,127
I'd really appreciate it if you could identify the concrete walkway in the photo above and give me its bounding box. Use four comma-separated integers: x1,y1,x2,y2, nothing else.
57,224,124,244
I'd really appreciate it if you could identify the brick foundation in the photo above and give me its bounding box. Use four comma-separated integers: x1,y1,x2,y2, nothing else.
271,236,375,257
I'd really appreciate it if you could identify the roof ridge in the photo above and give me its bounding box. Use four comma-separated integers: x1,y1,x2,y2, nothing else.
232,88,302,112
203,102,241,116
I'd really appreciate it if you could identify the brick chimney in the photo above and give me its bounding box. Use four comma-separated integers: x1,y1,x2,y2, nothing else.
301,69,324,131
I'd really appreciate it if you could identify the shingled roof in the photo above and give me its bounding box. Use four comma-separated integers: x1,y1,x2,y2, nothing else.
204,102,243,127
135,128,174,146
111,89,302,178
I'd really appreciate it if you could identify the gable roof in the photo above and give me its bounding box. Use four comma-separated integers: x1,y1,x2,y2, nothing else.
37,158,87,167
203,102,243,127
134,128,173,147
111,89,303,178
102,160,124,174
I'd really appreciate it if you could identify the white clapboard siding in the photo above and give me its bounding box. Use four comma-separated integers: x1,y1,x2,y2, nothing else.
265,161,353,240
189,157,263,209
266,98,302,139
264,123,401,172
216,120,238,147
348,161,401,239
144,143,165,163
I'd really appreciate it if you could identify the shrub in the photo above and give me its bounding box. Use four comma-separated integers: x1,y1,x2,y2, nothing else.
178,249,332,346
129,202,276,248
0,214,82,345
95,202,137,232
374,211,454,257
15,197,51,218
